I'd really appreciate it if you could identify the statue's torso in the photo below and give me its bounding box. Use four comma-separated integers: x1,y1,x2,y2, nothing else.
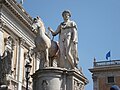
60,21,76,42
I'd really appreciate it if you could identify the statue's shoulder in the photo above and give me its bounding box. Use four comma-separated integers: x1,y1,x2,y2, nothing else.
60,21,77,29
70,21,77,27
69,21,77,29
60,21,76,26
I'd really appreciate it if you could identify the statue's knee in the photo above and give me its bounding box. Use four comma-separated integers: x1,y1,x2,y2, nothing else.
66,53,71,59
67,52,72,57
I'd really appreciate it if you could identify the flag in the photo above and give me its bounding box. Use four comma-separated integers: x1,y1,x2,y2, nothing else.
106,51,111,60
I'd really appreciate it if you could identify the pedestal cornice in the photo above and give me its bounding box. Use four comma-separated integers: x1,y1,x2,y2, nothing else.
67,69,89,85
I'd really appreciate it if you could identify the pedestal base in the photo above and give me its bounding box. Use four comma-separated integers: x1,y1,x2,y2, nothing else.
32,67,88,90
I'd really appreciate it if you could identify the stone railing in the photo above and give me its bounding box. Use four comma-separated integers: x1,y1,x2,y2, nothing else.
94,60,120,67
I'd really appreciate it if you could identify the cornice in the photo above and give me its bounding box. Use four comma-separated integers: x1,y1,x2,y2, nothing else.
1,0,32,30
0,17,6,32
89,65,120,73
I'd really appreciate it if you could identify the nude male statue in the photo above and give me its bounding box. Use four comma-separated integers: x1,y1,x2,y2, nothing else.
48,10,79,69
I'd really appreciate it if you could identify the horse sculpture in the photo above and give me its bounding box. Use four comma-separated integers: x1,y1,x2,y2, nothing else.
32,16,59,68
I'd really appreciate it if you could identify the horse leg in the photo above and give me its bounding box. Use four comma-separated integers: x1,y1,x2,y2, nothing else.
44,48,49,67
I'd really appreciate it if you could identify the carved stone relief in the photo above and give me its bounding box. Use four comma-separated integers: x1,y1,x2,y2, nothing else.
0,36,14,85
42,80,48,90
24,50,32,65
74,79,84,90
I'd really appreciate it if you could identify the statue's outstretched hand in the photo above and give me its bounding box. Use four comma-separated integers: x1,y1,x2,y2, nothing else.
48,27,55,36
48,27,52,32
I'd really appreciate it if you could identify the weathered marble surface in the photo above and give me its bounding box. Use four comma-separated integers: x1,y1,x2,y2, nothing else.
48,10,79,69
32,10,88,90
0,36,14,86
31,17,59,68
32,67,88,90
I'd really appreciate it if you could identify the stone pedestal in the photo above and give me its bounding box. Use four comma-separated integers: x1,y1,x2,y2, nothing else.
32,67,88,90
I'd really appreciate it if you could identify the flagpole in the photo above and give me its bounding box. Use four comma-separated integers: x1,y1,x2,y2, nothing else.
110,50,111,61
109,50,112,66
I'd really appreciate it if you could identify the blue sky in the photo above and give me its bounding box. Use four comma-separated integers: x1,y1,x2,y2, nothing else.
21,0,120,90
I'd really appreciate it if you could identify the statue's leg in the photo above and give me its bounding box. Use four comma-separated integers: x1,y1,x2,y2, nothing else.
73,44,79,68
65,37,74,69
66,48,74,68
59,41,65,68
44,48,49,67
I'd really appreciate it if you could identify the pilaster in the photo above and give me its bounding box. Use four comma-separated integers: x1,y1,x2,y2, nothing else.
17,37,25,90
92,74,98,90
0,19,5,55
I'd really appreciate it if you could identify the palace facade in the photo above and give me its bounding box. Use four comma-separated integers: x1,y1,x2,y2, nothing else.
0,0,39,90
89,58,120,90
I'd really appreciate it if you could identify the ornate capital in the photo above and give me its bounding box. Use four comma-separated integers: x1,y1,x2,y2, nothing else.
19,37,25,46
42,80,48,90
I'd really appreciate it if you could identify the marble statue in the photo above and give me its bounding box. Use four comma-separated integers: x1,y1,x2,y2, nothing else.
31,16,59,68
32,12,88,90
25,50,32,65
48,10,79,69
0,36,14,86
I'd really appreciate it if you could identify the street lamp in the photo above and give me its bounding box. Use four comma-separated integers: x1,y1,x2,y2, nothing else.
25,63,32,90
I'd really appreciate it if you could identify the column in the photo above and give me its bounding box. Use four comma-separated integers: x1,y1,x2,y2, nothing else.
0,22,4,55
17,38,25,90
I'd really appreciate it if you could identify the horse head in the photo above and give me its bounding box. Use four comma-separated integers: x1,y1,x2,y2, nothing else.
32,16,46,35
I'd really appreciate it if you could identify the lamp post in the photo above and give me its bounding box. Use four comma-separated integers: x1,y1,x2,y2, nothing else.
25,63,32,90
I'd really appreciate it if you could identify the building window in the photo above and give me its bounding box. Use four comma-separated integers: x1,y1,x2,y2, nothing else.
107,76,114,83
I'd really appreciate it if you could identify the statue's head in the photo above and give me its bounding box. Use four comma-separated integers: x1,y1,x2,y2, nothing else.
32,16,45,34
62,10,71,17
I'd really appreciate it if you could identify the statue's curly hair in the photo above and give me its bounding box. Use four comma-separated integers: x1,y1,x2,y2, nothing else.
62,10,71,17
